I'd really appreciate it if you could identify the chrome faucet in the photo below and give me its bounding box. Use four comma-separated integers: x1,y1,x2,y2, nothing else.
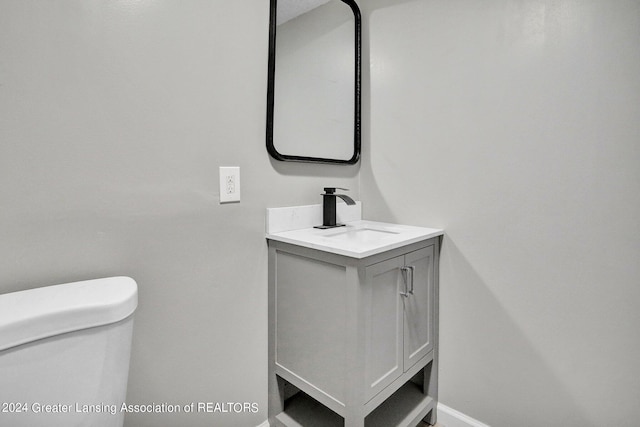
315,187,356,229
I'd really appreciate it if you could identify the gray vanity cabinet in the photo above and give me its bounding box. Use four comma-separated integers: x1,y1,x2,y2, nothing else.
267,237,439,427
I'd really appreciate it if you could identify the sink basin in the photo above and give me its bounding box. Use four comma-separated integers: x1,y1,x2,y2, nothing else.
266,220,443,259
324,226,399,242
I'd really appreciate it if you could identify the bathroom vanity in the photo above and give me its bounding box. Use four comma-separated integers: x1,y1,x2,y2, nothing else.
266,204,443,427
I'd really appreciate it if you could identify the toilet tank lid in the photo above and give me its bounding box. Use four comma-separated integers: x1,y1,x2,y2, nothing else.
0,276,138,352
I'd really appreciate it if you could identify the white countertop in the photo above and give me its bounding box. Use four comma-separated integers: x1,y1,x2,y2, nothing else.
266,219,443,259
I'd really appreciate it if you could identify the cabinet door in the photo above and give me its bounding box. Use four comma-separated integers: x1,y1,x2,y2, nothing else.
403,246,435,370
364,256,404,402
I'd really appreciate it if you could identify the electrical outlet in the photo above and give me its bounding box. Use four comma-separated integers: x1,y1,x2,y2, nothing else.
219,166,240,203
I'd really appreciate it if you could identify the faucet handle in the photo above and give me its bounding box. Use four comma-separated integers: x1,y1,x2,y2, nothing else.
323,187,349,194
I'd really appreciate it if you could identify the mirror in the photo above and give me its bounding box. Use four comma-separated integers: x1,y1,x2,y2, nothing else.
266,0,361,164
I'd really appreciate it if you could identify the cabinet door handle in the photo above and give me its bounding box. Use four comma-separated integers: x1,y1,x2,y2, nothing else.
401,266,415,297
406,265,415,295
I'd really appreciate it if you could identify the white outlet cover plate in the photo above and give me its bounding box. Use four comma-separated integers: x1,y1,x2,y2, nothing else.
219,166,240,203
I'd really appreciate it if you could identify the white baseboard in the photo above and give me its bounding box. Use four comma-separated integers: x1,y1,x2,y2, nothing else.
437,403,490,427
256,403,488,427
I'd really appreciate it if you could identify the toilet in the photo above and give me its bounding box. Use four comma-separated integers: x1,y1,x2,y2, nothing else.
0,276,138,427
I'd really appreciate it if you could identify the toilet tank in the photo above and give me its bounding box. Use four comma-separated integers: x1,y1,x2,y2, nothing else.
0,276,138,427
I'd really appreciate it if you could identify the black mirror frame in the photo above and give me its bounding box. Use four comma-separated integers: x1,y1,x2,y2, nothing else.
266,0,362,165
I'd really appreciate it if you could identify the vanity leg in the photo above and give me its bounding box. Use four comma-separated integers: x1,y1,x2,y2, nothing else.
267,373,285,423
421,361,438,425
267,245,284,424
344,411,365,427
424,408,436,426
424,240,440,426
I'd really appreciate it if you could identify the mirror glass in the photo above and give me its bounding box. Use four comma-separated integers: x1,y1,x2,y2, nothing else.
267,0,361,164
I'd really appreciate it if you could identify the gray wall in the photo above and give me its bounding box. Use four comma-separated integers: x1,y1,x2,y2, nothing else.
0,1,358,426
361,0,640,426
